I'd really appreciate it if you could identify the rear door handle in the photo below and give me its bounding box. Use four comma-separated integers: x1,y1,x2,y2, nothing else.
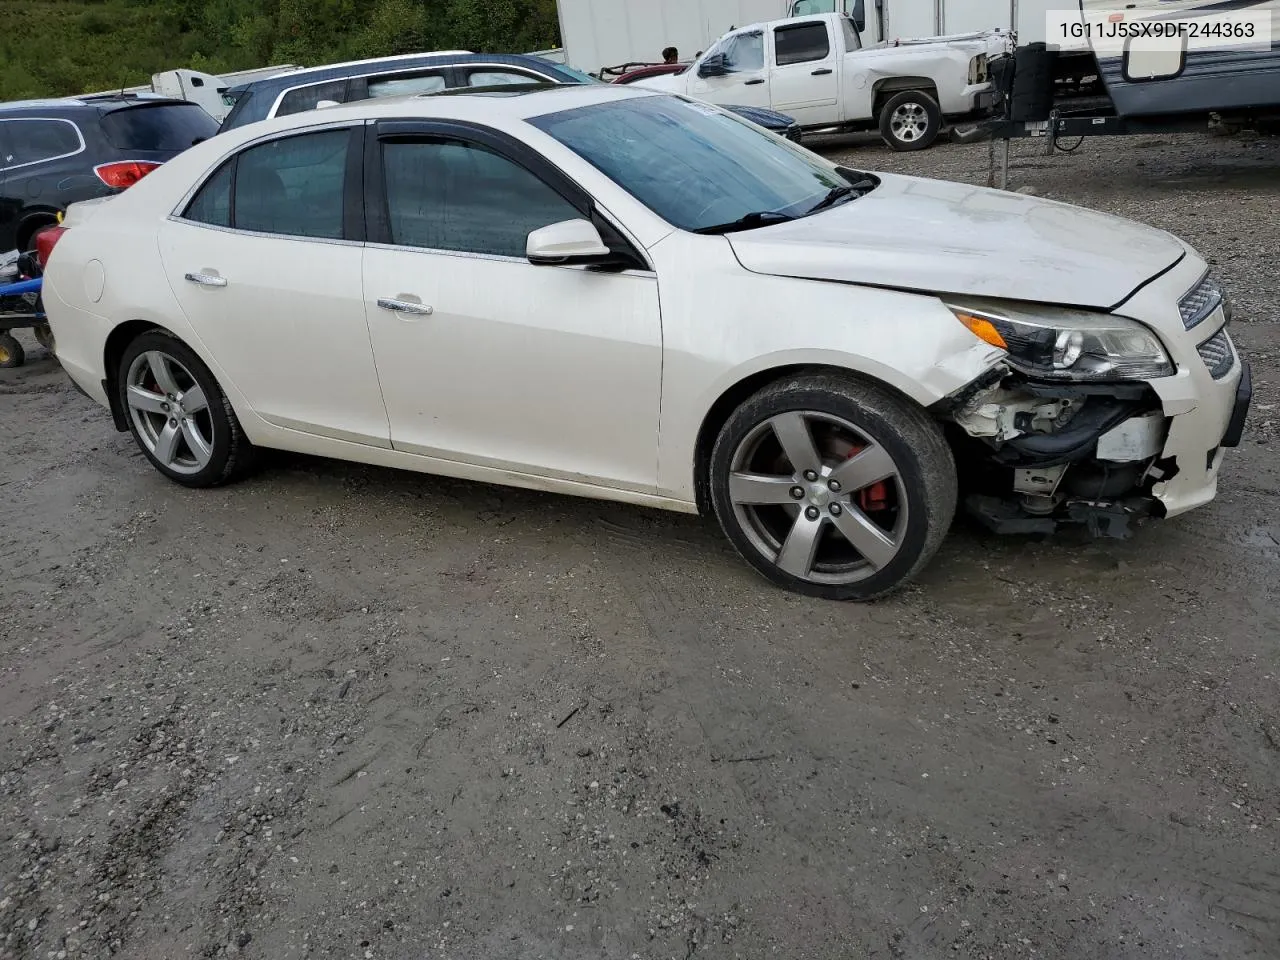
185,272,227,287
811,68,833,75
377,297,433,317
744,78,765,86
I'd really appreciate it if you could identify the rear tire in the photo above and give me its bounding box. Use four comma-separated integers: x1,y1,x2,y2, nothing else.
34,323,55,353
117,330,257,487
879,90,942,151
709,373,957,601
0,333,24,368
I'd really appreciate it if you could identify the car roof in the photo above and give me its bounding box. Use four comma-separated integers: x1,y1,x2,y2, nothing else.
230,51,575,98
244,82,658,132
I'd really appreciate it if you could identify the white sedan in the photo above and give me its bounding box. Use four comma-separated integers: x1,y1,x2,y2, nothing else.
41,85,1250,600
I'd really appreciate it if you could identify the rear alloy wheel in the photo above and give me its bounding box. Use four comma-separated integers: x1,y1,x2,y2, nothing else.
879,90,942,152
118,331,256,487
709,374,957,600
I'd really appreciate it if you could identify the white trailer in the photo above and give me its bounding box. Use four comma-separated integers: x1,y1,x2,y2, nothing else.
555,0,795,75
862,0,1063,44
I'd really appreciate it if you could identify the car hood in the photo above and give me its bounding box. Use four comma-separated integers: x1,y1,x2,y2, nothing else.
726,173,1186,310
724,104,795,128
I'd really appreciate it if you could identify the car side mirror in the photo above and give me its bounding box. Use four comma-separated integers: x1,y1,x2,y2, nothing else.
851,0,867,32
526,219,613,265
698,54,728,78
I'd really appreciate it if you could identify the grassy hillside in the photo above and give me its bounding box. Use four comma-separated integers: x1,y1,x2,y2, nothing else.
0,0,561,100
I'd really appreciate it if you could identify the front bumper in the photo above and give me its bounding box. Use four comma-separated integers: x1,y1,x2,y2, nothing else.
1146,317,1248,518
972,88,997,113
951,259,1251,536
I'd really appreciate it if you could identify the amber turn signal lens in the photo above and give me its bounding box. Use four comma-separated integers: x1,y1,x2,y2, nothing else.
954,312,1008,349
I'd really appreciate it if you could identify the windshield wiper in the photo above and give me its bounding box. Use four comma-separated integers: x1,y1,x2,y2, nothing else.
805,178,877,216
693,210,795,235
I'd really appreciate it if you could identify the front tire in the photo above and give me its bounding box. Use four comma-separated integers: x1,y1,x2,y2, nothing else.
878,90,942,151
709,373,957,601
117,330,257,487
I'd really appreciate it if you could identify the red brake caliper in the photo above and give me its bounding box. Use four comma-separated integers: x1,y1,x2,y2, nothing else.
843,444,890,513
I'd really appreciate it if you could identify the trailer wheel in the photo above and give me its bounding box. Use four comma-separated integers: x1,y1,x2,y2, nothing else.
0,334,25,368
879,90,942,151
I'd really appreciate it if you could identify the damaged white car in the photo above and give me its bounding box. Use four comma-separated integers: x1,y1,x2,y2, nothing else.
40,86,1251,600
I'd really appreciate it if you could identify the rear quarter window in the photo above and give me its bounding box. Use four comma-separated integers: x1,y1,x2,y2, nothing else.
101,104,218,151
276,80,349,117
0,118,83,168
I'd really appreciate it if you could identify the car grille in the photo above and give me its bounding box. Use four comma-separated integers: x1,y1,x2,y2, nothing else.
1197,327,1235,380
1178,275,1225,331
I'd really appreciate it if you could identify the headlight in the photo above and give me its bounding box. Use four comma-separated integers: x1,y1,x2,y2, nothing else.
948,299,1174,381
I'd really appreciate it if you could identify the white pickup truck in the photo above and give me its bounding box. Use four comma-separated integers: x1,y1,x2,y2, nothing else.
641,12,1002,150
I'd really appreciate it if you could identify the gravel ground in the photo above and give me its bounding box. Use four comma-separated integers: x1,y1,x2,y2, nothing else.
2,131,1278,960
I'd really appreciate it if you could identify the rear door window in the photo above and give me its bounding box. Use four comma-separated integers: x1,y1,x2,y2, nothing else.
0,118,83,168
183,159,233,227
233,129,350,238
774,22,831,65
366,72,448,98
466,69,543,86
100,104,218,151
276,79,350,117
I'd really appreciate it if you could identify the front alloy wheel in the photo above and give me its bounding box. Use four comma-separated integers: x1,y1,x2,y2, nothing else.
710,374,957,600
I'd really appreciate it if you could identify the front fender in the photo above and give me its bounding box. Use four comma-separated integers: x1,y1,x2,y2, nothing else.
649,231,1005,501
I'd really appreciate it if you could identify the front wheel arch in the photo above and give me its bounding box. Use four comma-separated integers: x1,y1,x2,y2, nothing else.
692,364,931,516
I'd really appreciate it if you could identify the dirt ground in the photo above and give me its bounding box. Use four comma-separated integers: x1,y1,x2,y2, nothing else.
2,131,1279,960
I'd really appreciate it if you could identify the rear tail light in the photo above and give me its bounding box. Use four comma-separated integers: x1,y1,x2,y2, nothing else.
94,160,162,189
34,226,68,269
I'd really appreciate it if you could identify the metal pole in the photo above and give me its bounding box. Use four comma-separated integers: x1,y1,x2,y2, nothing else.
1001,138,1010,190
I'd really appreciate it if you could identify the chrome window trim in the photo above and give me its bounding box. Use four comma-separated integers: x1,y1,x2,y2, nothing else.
363,239,655,277
163,215,362,247
0,117,86,172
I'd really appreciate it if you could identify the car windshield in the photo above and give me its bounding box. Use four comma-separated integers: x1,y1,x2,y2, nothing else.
531,95,856,233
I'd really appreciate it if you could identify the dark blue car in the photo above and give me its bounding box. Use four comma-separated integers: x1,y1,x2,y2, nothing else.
219,52,802,141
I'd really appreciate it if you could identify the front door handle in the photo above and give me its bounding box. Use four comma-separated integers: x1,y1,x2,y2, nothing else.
377,297,433,317
811,68,833,75
744,78,765,86
185,272,227,287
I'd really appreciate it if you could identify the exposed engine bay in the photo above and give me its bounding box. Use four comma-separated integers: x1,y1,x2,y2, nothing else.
938,369,1175,538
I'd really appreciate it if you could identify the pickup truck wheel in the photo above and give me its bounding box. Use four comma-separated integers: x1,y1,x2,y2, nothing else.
709,373,958,601
879,90,942,151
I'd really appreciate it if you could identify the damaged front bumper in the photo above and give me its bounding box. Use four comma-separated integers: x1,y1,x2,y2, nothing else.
935,268,1252,539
